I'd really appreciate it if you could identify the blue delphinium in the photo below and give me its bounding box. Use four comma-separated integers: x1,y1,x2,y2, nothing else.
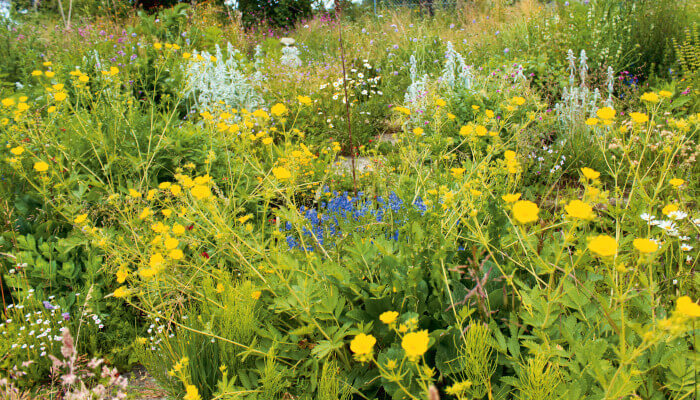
282,190,425,251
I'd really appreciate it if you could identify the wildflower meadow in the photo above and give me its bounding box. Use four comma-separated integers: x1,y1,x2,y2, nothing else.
0,0,698,399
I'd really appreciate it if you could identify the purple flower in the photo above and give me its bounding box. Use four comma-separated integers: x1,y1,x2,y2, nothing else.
43,301,56,310
62,312,70,321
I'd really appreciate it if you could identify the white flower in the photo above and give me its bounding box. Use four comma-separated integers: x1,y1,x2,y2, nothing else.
668,211,687,220
640,213,655,222
656,220,676,232
680,244,693,251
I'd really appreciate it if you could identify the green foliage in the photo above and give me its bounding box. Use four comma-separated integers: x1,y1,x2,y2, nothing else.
0,3,699,400
238,0,312,29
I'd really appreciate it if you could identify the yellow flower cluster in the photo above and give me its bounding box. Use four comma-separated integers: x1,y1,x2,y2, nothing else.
503,150,520,174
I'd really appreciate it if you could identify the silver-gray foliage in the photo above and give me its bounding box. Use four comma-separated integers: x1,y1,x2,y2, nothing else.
184,43,261,112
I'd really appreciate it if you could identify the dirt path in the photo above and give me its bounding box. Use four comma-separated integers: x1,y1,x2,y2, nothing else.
125,365,169,400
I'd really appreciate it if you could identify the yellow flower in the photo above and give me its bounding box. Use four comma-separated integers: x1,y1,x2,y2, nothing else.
194,175,211,185
661,204,678,216
34,161,49,172
585,118,599,126
252,109,270,119
183,384,201,400
10,146,24,156
676,296,700,317
350,333,376,357
272,167,292,181
139,267,157,279
262,137,273,145
658,90,672,98
78,75,89,83
475,125,487,136
512,200,539,224
413,127,424,136
45,71,55,78
172,223,186,235
151,222,167,234
596,107,615,120
112,286,129,298
31,70,43,76
17,103,30,112
162,209,172,217
191,185,211,200
669,178,685,188
588,235,617,257
435,98,446,107
640,92,659,103
502,193,521,203
170,184,182,196
251,290,262,299
580,167,600,180
164,237,179,250
270,103,288,117
1,98,14,107
633,238,658,253
153,42,162,50
182,52,191,59
450,168,465,178
394,106,411,115
471,105,480,110
630,112,649,124
139,208,151,220
297,95,312,106
149,252,165,269
74,214,88,224
459,125,473,136
216,283,225,293
47,106,56,113
168,249,184,260
379,311,399,325
485,109,494,118
565,200,594,220
109,66,119,75
402,330,430,360
447,113,456,120
511,96,526,106
116,269,128,283
128,189,142,198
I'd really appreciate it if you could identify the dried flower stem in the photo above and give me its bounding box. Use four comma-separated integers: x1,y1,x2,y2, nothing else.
336,5,357,195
